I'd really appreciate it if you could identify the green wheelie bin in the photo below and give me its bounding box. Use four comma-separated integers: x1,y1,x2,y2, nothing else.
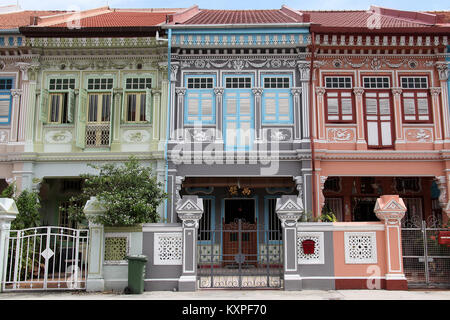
125,255,148,294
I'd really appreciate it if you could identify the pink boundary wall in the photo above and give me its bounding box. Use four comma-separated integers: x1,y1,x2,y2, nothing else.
331,195,408,290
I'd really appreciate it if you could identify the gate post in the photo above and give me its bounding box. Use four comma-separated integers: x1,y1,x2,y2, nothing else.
176,196,203,292
276,195,304,290
0,198,18,292
84,196,106,292
374,195,408,290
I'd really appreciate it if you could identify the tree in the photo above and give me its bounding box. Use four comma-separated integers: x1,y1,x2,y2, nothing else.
1,182,41,230
68,156,167,226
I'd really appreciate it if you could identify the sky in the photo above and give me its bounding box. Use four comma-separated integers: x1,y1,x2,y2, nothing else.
0,0,449,11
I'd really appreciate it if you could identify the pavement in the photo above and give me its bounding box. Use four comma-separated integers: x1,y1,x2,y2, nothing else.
1,289,450,300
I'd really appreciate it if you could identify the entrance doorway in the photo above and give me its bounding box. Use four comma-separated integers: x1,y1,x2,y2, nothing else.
224,199,255,224
352,197,378,221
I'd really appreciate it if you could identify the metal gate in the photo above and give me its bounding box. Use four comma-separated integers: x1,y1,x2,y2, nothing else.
197,219,283,289
2,226,89,291
402,218,450,288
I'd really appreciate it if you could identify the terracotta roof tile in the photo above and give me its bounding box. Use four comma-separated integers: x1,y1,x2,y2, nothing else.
304,10,433,28
48,10,175,28
182,9,303,25
0,10,65,29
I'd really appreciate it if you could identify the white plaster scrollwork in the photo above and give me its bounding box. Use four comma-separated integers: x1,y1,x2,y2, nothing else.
391,88,403,97
353,87,364,96
405,128,432,142
251,88,264,96
315,87,326,96
436,62,449,81
170,64,179,82
430,87,441,97
213,87,224,96
327,128,355,142
0,130,8,143
44,130,73,144
123,130,150,143
270,130,288,141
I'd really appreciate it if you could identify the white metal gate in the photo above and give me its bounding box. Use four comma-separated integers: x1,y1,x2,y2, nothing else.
2,226,89,291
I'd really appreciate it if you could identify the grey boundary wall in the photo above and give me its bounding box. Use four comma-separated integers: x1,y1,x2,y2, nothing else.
142,223,183,291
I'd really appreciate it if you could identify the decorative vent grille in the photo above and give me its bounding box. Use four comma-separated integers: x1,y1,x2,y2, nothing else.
297,232,325,264
344,232,377,264
154,233,183,265
104,236,129,263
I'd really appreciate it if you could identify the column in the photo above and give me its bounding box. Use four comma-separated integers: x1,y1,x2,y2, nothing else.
353,87,366,149
391,87,404,146
16,62,33,142
252,88,263,142
214,87,224,142
0,198,18,292
314,87,326,142
175,87,186,140
297,62,310,140
152,89,162,145
436,62,449,140
169,63,179,141
83,197,106,292
374,195,408,290
176,195,203,292
276,195,304,290
9,89,22,142
430,87,443,147
112,89,122,147
291,88,302,142
318,175,328,217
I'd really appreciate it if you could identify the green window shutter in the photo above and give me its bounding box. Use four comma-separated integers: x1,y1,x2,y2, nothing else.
109,90,114,146
145,87,152,122
39,89,49,123
67,88,75,123
75,88,87,149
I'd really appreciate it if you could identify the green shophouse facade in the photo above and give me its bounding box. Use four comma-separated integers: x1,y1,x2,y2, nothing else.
19,13,171,227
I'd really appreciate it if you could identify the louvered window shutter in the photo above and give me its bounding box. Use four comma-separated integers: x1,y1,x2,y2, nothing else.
39,89,49,123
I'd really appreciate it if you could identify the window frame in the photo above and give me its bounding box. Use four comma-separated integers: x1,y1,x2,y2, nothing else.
261,74,293,125
184,74,216,125
87,92,112,123
363,89,394,149
400,76,432,124
46,77,76,124
324,89,355,123
0,77,14,125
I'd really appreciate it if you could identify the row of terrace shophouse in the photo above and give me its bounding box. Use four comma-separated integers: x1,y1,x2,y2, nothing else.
0,4,449,292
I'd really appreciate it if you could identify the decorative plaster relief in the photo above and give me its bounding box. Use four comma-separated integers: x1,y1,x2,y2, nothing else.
263,128,292,142
123,130,150,143
0,130,8,143
154,233,183,265
187,128,215,142
44,130,73,144
327,128,356,143
405,128,433,143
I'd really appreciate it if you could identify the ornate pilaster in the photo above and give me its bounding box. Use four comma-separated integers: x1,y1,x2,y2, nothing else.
436,63,450,139
297,61,310,82
176,196,204,292
214,87,224,141
252,88,264,141
435,176,448,208
291,88,303,141
175,176,185,204
276,195,304,291
353,87,366,145
436,62,449,82
315,87,326,141
374,195,408,290
9,89,22,142
430,88,443,142
318,176,327,214
112,89,123,144
175,88,186,140
391,88,404,143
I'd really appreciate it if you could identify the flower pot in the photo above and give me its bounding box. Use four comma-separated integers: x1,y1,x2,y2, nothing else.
302,239,315,255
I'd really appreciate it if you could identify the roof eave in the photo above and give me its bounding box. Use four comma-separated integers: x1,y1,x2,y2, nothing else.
310,25,450,34
162,22,311,29
19,26,162,37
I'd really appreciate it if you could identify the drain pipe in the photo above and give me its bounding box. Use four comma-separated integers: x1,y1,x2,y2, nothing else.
163,28,172,222
309,31,317,217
